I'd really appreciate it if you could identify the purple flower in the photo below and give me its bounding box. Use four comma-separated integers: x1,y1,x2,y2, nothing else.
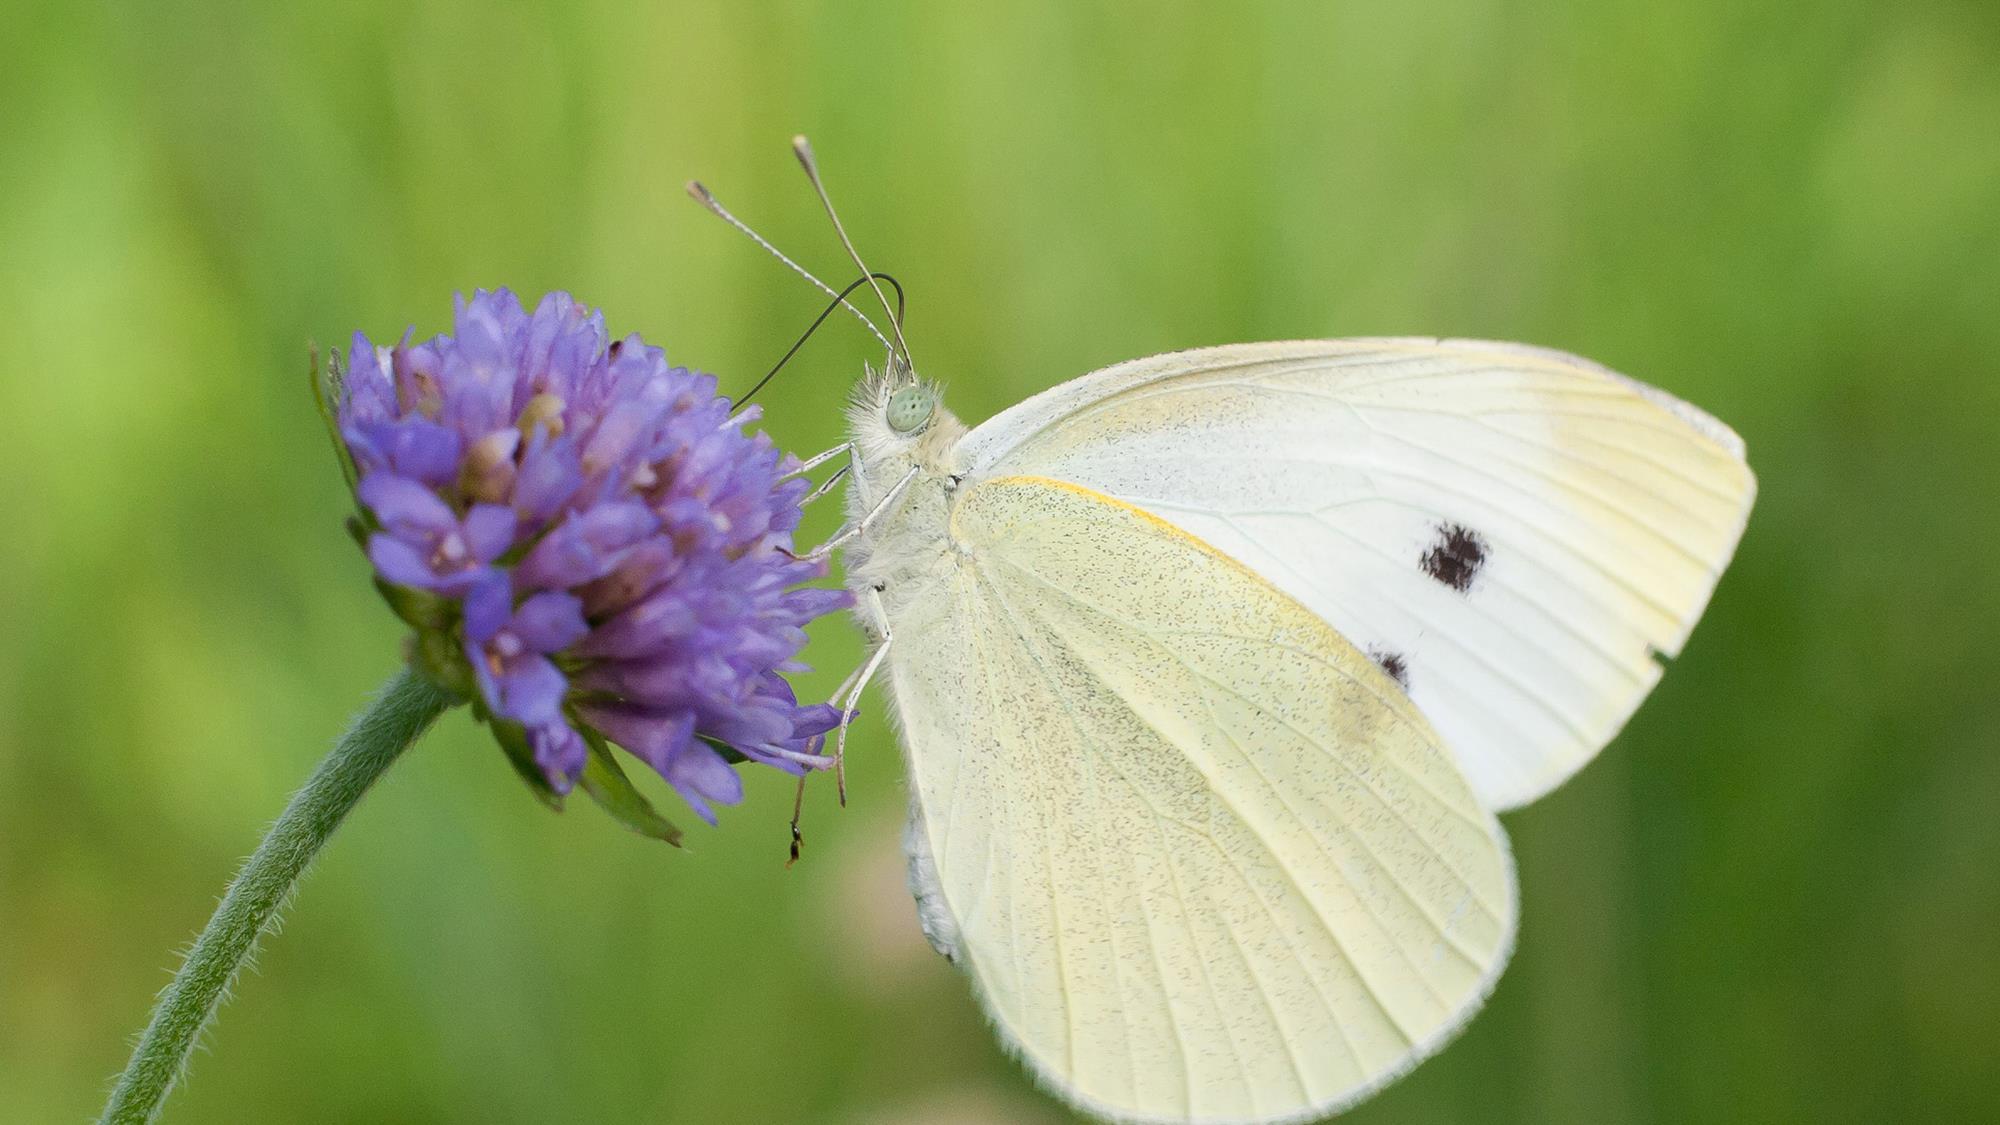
335,289,849,829
359,475,514,596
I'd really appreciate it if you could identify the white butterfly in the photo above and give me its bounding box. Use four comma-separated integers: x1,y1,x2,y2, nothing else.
700,142,1755,1125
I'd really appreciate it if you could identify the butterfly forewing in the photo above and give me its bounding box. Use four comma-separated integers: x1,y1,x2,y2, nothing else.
956,339,1756,811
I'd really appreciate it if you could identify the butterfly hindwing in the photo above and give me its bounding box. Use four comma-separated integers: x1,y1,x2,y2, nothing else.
886,474,1516,1124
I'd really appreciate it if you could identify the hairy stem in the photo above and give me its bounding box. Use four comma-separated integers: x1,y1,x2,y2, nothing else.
101,668,454,1124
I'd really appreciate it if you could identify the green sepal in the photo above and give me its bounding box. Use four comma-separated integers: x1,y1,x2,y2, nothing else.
377,579,454,632
577,726,685,847
310,343,360,492
405,624,475,701
484,716,567,811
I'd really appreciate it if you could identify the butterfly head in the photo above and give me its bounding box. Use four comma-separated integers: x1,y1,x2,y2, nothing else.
848,359,963,478
885,383,937,435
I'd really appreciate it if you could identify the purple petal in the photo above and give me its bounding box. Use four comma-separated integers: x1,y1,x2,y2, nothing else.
573,587,696,659
340,422,391,474
581,400,662,475
514,502,658,589
379,419,463,486
461,570,513,642
575,501,661,548
514,435,583,523
514,534,598,590
428,566,494,598
392,335,441,417
690,697,796,749
497,656,569,727
467,635,503,715
531,723,586,790
579,705,694,772
577,539,676,619
342,334,395,422
357,474,455,536
664,743,743,825
790,702,844,740
510,591,589,653
368,534,439,588
346,331,385,384
460,505,518,564
785,586,856,620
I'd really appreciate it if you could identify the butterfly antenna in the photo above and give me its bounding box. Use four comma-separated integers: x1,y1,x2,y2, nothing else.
737,271,906,409
685,179,894,354
791,135,915,373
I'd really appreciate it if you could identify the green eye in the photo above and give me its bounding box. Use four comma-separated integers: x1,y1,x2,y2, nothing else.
886,386,936,434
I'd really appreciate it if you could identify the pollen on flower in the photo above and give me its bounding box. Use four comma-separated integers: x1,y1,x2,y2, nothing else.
335,289,849,827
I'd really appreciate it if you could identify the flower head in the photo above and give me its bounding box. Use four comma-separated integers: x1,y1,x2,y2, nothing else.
331,289,847,832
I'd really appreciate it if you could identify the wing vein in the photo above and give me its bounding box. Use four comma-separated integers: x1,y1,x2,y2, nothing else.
975,570,1205,1112
972,599,1080,1084
994,553,1504,925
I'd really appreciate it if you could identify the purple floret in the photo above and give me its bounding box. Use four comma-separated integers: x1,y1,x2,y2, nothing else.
337,289,849,821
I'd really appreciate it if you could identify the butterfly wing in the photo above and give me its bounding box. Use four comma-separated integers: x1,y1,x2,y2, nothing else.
955,339,1756,812
888,474,1515,1124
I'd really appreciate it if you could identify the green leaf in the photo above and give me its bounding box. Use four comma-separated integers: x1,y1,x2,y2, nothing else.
486,718,566,811
577,727,684,847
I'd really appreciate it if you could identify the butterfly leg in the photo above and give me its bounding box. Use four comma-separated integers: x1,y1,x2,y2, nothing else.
782,441,855,480
787,591,887,861
833,588,894,806
788,655,870,864
780,442,858,510
798,461,851,507
798,466,918,562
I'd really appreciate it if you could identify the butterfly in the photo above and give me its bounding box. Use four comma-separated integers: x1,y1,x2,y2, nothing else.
698,140,1755,1125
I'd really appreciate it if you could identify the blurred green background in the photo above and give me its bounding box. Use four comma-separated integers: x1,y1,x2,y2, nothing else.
3,0,1997,1122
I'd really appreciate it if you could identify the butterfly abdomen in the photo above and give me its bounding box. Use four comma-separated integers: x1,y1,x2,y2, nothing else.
901,804,962,962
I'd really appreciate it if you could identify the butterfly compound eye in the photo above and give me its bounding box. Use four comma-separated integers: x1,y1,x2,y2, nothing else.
886,386,936,434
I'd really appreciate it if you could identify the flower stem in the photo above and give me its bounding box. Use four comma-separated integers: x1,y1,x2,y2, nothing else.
101,668,455,1125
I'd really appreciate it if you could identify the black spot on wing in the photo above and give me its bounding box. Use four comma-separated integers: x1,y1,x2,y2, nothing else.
1367,647,1410,690
1420,522,1487,593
